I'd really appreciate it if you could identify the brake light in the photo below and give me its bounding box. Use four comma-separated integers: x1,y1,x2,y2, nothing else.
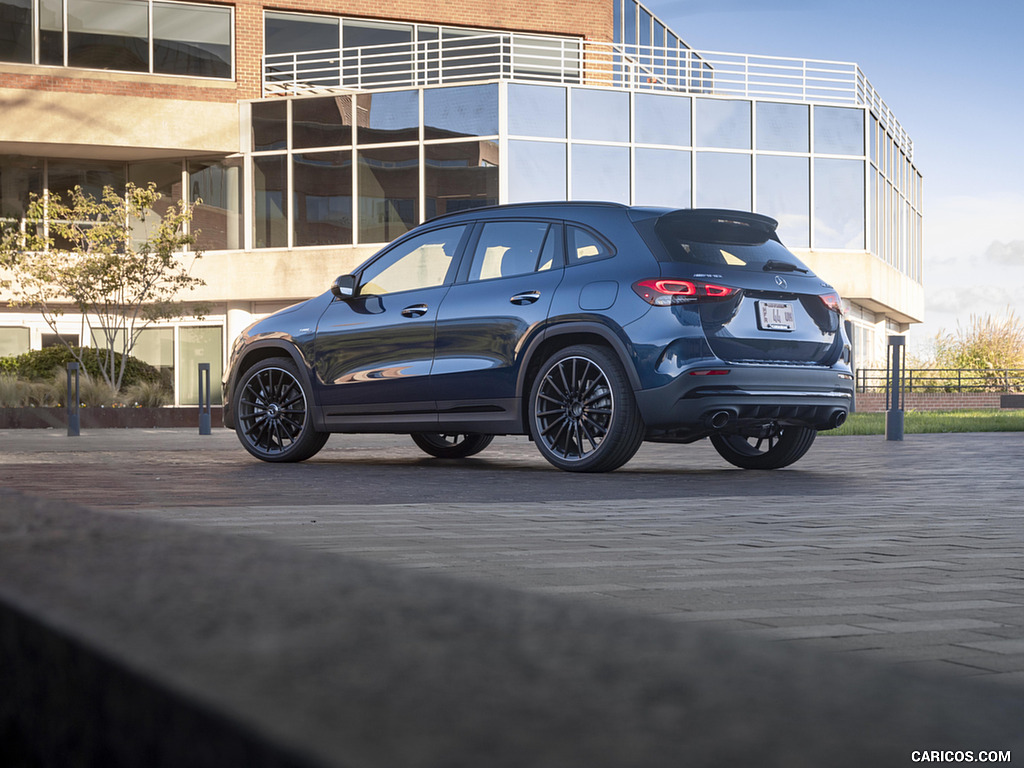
632,279,739,306
819,292,844,315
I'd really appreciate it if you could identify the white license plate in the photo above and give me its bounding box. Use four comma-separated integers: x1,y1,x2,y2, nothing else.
757,301,795,331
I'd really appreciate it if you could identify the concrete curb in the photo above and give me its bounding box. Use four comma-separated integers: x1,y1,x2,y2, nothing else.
1,489,1022,767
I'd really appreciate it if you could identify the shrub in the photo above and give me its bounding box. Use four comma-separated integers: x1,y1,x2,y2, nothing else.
0,374,30,407
0,346,163,389
124,380,172,407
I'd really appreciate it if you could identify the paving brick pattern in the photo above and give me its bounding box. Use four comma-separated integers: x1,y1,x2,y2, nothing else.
3,428,1023,687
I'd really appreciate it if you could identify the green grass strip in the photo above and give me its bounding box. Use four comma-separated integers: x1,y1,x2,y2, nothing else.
822,410,1024,436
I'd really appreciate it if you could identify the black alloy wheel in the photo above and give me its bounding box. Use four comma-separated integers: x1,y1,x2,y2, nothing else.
529,344,644,472
411,432,495,458
710,424,817,469
233,358,329,462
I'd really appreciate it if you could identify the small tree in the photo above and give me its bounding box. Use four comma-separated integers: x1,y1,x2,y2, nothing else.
932,310,1024,391
0,182,205,392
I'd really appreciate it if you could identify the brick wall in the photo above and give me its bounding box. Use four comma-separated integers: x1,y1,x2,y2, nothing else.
2,0,611,103
855,392,1005,413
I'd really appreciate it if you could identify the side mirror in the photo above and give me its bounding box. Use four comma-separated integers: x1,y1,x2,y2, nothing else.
331,274,357,300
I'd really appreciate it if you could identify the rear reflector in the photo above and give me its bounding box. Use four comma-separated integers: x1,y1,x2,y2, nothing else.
688,369,730,376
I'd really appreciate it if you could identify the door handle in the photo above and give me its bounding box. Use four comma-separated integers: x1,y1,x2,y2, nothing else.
401,304,429,318
510,291,541,306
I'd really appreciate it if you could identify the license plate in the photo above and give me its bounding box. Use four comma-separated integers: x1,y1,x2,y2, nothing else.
757,301,795,331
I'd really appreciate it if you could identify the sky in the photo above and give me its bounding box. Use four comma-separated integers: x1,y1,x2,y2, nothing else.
656,0,1024,357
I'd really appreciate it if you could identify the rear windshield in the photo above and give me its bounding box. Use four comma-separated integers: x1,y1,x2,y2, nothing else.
652,215,810,272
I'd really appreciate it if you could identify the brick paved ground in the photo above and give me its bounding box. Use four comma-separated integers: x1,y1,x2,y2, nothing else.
3,427,1023,686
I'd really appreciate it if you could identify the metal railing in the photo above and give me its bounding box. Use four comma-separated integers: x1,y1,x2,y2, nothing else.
262,35,911,156
857,368,1024,394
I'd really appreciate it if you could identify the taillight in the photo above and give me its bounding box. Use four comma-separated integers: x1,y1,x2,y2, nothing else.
819,292,844,315
632,279,739,306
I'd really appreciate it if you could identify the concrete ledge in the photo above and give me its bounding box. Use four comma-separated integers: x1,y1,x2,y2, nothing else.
0,407,223,429
1,490,1023,767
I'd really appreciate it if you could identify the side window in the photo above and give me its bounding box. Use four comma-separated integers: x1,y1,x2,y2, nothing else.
358,225,467,296
567,225,614,263
467,221,557,282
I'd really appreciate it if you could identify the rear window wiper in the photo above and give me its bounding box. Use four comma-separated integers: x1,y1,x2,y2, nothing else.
763,260,809,274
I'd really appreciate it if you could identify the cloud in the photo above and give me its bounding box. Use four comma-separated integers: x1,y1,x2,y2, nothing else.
984,240,1024,265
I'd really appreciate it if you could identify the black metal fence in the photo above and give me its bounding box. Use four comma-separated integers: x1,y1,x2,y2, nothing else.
856,368,1024,394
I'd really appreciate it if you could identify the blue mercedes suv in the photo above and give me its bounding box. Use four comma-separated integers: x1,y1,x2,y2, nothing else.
223,203,853,472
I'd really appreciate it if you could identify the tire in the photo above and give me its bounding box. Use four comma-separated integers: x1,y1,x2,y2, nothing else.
529,344,645,473
710,425,816,470
233,357,329,463
411,432,494,458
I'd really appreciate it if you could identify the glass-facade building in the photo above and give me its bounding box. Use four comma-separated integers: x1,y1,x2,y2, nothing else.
0,0,923,401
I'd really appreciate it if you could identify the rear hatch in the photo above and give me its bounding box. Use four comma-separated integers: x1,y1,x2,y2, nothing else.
643,209,844,366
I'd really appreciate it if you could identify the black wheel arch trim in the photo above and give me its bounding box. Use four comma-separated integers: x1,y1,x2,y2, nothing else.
516,321,643,398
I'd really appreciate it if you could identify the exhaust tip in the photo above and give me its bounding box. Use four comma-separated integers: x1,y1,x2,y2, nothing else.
829,410,847,429
707,410,732,430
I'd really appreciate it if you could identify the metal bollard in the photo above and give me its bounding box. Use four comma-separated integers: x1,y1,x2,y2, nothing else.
885,335,905,441
198,363,212,436
66,362,80,437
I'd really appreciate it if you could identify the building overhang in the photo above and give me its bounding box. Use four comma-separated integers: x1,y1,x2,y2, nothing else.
796,249,924,325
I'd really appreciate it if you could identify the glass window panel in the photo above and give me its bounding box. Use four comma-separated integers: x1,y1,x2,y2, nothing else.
425,141,498,220
179,326,222,405
294,150,352,247
153,2,231,78
638,9,651,46
634,93,690,146
293,96,353,150
440,27,502,81
0,155,43,219
188,158,243,251
755,102,808,153
870,117,878,165
624,0,636,46
696,99,751,150
572,89,629,142
264,11,338,54
39,0,64,65
634,148,690,208
567,226,613,263
359,225,466,296
813,158,865,249
508,140,566,203
357,145,419,244
343,19,413,87
0,0,33,63
68,0,148,72
424,84,498,139
468,221,552,281
513,35,578,83
264,11,340,88
357,91,419,145
571,144,629,204
252,100,287,152
131,327,174,390
695,152,751,210
128,161,182,246
814,106,864,156
756,155,809,248
47,160,125,201
253,155,287,249
508,84,566,139
0,327,31,357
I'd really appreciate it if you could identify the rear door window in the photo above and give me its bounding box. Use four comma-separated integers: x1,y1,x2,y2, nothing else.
466,221,560,282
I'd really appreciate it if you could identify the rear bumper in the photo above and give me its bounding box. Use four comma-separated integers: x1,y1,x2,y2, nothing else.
635,363,853,436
